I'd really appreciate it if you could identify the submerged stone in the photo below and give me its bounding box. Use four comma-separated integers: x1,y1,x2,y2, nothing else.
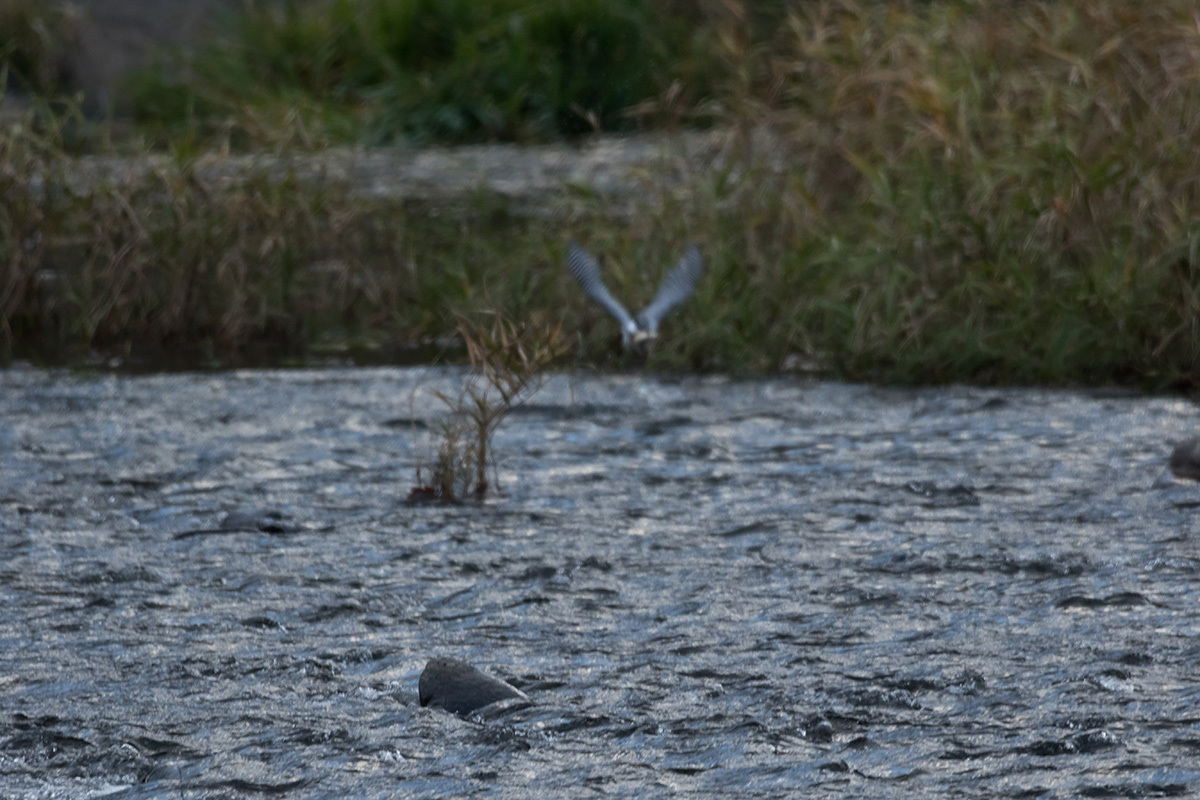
419,657,529,716
1169,436,1200,481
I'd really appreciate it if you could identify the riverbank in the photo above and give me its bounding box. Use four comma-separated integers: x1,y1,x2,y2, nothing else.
2,1,1198,387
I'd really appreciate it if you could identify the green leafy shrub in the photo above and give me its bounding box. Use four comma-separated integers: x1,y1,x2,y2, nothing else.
0,0,78,96
128,0,706,146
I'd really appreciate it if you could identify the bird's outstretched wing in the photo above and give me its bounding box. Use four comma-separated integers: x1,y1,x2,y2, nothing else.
637,245,703,333
567,242,637,335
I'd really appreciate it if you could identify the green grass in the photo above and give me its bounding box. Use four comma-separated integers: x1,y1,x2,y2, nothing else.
125,0,711,148
0,0,78,97
3,0,1200,388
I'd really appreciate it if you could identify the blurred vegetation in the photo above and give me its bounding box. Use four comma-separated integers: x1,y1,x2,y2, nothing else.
2,0,1199,388
0,0,78,97
126,0,712,147
747,0,1200,386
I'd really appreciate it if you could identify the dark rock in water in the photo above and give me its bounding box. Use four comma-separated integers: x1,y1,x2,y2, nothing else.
419,657,529,716
173,508,299,539
219,508,291,533
1169,436,1200,481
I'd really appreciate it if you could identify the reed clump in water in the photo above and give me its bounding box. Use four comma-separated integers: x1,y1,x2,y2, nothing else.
412,311,564,503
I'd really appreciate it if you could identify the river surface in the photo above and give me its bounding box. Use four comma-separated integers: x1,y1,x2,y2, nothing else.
2,366,1199,799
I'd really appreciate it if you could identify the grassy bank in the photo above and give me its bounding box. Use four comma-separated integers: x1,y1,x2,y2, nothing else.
2,0,1199,387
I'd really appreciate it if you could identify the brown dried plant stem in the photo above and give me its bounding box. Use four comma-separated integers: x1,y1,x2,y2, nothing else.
419,311,563,502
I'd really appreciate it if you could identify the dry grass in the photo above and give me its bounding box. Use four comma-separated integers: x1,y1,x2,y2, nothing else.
630,0,1200,385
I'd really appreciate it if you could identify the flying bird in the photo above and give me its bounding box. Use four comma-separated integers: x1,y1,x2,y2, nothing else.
566,242,704,353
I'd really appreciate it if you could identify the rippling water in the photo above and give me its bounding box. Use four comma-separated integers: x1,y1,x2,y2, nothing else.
2,366,1199,799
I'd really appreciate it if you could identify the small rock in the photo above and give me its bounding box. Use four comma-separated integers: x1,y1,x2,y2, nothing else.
220,508,290,533
418,657,529,716
1169,437,1200,481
